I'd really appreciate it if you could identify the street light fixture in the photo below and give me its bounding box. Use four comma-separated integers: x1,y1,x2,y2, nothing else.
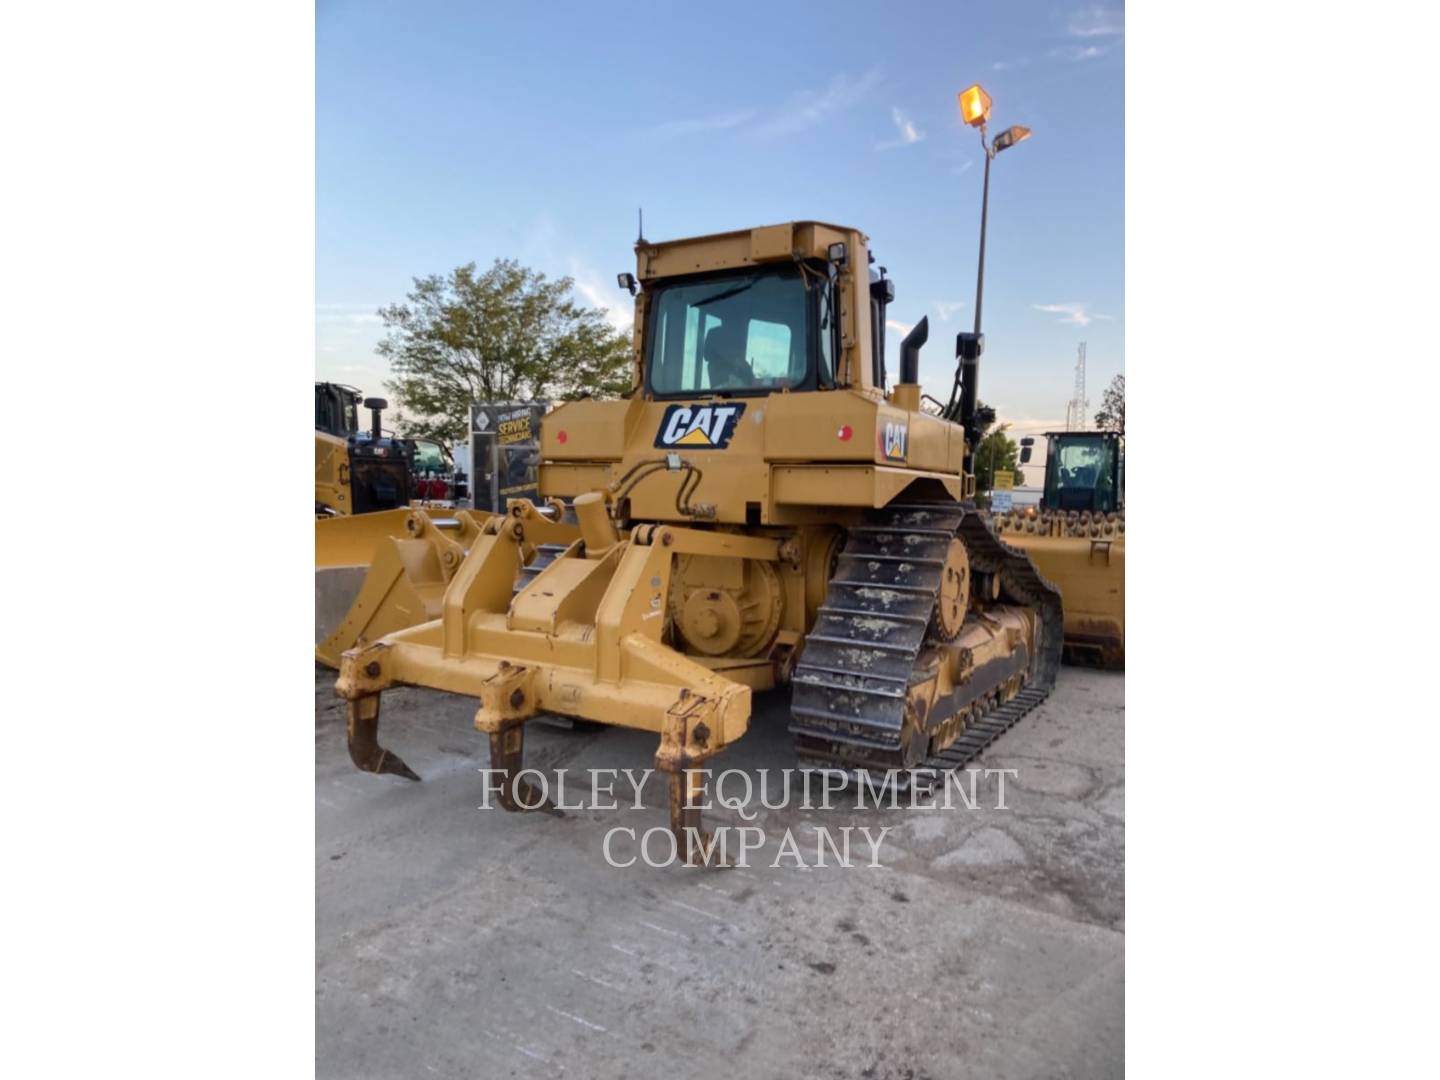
958,84,992,127
950,84,1032,474
992,125,1032,154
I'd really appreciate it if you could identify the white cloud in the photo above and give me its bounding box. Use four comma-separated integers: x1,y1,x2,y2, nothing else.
315,304,383,330
652,69,883,142
876,106,926,151
652,108,758,138
1051,44,1108,62
569,258,634,335
315,305,383,338
885,318,914,335
1032,302,1114,327
935,300,966,321
1068,6,1125,37
1002,416,1068,434
991,57,1029,72
754,68,883,137
951,159,974,176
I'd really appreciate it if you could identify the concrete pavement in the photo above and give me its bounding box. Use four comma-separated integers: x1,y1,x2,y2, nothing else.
316,666,1124,1079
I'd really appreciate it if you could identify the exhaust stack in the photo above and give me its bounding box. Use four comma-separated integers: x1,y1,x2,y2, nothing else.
899,317,928,385
363,397,388,440
891,316,928,412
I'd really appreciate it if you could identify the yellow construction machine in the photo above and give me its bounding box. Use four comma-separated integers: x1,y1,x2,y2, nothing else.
315,382,414,516
332,221,1062,857
992,431,1124,667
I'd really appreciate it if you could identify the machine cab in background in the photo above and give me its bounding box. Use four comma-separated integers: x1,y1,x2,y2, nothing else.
1021,431,1124,514
314,382,414,516
315,381,362,439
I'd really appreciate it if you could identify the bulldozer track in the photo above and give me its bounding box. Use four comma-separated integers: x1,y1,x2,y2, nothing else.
789,501,1063,784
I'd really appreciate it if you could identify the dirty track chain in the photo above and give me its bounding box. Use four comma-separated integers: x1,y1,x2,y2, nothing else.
788,502,1063,782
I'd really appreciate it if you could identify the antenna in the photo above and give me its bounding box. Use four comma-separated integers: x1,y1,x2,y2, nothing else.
1065,342,1088,431
637,208,645,245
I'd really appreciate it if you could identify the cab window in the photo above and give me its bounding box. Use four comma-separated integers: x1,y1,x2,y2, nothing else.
647,267,812,396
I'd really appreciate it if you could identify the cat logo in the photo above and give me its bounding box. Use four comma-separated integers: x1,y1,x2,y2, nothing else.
882,421,908,461
653,403,746,450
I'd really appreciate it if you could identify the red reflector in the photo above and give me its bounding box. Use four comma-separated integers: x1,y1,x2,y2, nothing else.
837,425,853,441
557,430,568,444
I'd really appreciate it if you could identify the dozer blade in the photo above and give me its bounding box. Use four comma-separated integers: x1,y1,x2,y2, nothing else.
316,508,514,668
315,507,492,570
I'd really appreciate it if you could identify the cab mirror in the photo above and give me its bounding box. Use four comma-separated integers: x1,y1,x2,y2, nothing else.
1019,445,1033,465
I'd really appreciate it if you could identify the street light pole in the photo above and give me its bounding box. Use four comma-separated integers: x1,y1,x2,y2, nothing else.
952,84,1031,479
968,116,1031,337
974,126,992,338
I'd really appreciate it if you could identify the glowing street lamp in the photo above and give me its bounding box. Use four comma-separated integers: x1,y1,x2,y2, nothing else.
958,84,992,127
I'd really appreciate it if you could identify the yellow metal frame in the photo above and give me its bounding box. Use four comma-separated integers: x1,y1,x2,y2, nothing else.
318,508,520,666
337,506,764,749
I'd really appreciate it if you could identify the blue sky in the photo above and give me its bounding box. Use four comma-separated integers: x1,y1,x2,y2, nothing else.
317,1,1124,441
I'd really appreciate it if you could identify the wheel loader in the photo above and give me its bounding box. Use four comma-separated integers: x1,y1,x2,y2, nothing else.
334,221,1062,859
991,431,1124,667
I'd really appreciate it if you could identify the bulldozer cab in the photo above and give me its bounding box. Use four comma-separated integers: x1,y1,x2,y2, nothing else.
315,381,361,438
646,262,834,397
537,221,980,526
1034,431,1124,514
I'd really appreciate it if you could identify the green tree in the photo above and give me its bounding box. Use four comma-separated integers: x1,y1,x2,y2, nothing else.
1092,373,1125,433
975,422,1025,492
375,258,633,443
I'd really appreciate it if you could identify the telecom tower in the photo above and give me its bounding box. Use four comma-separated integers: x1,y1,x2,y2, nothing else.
1065,342,1088,431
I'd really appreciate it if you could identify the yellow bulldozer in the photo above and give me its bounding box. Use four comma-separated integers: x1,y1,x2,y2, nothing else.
314,382,414,516
992,430,1124,667
331,221,1063,858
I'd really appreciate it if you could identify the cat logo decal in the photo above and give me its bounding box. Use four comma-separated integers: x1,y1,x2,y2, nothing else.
654,404,746,450
882,421,908,461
